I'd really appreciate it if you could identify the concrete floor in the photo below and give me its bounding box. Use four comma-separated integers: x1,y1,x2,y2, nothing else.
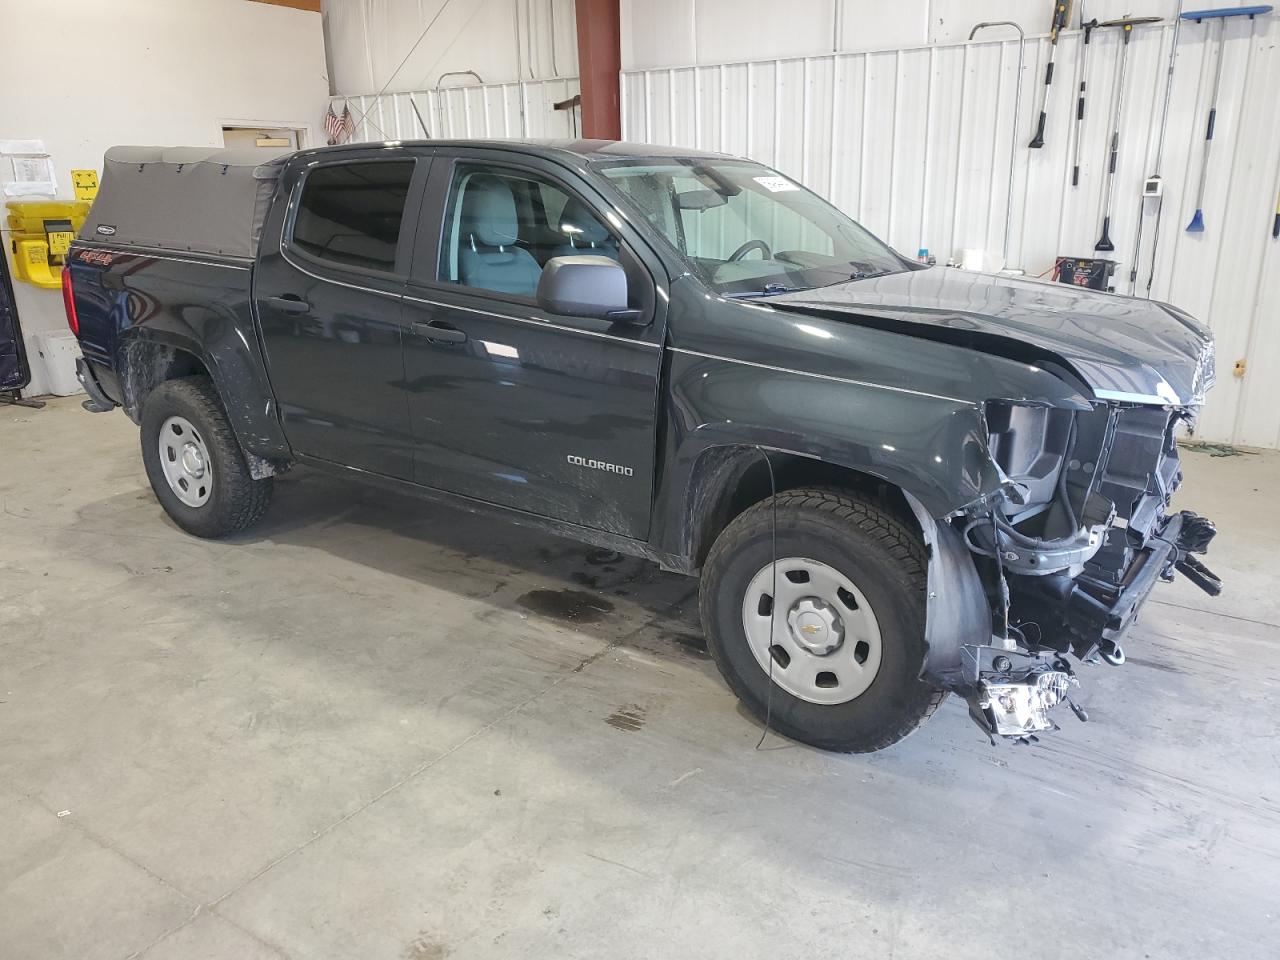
2,396,1278,960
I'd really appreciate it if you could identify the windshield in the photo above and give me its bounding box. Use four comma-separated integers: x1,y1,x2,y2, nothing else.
596,158,907,297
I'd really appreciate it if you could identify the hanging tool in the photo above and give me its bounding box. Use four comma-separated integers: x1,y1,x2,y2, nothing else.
1070,5,1099,186
1129,1,1186,294
1184,6,1274,233
1273,175,1280,239
1094,16,1162,252
1128,175,1168,293
1029,1,1075,148
968,20,1027,268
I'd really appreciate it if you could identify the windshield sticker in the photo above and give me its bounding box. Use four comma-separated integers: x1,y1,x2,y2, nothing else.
753,176,799,193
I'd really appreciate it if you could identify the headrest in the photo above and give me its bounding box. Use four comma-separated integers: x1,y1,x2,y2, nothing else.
461,175,519,247
558,197,611,244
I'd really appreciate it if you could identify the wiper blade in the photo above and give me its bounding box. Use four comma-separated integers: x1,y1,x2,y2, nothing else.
811,269,892,291
723,283,799,299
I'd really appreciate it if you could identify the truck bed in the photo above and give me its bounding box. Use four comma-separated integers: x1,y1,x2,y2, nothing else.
69,242,290,466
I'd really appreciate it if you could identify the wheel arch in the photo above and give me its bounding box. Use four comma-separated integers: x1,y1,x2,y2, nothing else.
670,442,992,676
116,330,292,479
675,444,926,574
116,332,209,422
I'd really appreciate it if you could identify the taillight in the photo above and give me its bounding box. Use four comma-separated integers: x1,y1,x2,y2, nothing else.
61,265,79,337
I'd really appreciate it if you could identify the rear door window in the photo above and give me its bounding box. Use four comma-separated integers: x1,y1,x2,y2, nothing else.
291,161,415,272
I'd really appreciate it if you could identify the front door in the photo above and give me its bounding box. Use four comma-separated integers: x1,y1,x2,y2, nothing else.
401,151,667,539
255,152,427,479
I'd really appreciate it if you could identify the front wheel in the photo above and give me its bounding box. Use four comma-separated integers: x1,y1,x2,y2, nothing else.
699,488,945,753
140,376,273,538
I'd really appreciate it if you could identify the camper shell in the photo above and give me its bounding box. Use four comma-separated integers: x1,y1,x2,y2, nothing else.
80,146,290,259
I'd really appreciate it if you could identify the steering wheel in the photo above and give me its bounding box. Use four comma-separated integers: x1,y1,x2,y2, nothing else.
728,239,772,262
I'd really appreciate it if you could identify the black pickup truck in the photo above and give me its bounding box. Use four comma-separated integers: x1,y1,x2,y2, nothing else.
65,140,1221,752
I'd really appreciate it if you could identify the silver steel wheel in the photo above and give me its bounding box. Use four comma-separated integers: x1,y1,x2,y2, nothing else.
157,415,213,508
740,556,883,705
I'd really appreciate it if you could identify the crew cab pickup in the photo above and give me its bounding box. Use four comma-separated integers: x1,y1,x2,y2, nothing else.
65,140,1222,752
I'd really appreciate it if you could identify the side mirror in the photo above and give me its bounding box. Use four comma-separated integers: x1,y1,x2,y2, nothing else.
536,255,643,323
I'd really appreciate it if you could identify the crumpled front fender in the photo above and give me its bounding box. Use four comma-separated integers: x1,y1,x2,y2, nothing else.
902,490,992,677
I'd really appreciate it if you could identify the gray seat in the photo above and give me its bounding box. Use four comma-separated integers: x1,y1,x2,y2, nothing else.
458,175,543,297
552,197,618,260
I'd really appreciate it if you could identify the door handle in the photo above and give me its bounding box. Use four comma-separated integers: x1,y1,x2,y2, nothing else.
265,295,310,315
413,320,467,344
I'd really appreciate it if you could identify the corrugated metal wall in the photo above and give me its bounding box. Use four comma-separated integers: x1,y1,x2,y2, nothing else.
331,76,582,143
324,0,578,95
621,18,1280,447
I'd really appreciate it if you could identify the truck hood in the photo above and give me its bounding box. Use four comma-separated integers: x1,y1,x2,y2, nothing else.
771,267,1215,406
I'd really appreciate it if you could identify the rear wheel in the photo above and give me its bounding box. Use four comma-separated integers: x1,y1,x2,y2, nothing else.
140,376,272,537
699,488,945,753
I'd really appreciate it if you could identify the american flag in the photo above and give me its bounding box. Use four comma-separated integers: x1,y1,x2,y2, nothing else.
324,103,354,145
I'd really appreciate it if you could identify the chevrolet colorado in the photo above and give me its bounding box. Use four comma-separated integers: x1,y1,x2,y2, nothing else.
65,139,1222,752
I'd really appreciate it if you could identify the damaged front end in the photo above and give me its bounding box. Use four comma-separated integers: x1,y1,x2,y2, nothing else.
765,271,1225,744
927,395,1222,744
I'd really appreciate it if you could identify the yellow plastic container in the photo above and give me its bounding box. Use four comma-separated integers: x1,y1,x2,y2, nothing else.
5,198,92,288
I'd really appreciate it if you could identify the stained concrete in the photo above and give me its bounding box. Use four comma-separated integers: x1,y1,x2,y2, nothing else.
1,396,1277,959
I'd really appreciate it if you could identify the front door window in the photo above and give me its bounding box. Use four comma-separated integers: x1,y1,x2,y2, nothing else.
437,163,621,300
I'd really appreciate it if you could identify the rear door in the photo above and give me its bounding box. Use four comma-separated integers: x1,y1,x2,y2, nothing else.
255,150,428,479
401,149,668,539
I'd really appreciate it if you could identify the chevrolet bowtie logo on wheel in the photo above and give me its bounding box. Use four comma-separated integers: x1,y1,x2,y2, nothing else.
567,455,633,477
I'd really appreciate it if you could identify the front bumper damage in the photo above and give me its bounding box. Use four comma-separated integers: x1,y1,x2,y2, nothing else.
909,391,1223,745
959,646,1084,741
951,508,1221,743
1051,509,1220,657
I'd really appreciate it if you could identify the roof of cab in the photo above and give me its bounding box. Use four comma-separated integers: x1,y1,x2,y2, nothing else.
286,138,733,164
77,139,740,261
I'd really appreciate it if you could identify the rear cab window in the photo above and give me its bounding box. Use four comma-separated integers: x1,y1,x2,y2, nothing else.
290,161,415,272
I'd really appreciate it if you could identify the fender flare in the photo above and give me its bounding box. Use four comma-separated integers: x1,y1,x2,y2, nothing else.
116,323,292,467
901,490,992,677
650,436,992,673
649,414,1004,570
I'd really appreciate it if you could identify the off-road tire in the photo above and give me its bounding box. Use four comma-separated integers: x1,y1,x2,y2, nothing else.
700,488,945,753
140,376,273,537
